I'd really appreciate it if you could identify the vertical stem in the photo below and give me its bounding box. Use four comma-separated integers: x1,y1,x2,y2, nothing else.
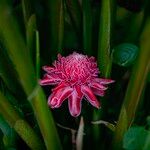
98,0,112,78
35,30,40,79
92,1,115,149
112,18,150,150
0,1,62,149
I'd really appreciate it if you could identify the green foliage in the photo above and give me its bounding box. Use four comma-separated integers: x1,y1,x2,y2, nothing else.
0,115,16,149
0,0,149,149
112,43,139,67
123,126,148,150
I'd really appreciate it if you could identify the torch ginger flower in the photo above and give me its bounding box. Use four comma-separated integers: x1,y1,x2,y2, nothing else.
40,52,114,117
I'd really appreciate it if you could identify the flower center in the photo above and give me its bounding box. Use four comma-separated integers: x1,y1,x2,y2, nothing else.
62,53,95,85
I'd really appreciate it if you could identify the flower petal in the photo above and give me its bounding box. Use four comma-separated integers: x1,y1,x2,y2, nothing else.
81,85,100,108
93,78,115,85
39,74,61,85
68,85,83,117
42,66,54,72
90,82,107,90
48,86,73,108
52,82,68,92
91,87,105,97
68,93,81,117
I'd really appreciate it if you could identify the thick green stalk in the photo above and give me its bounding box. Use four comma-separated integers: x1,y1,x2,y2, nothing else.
93,0,115,148
98,0,113,78
0,91,44,150
83,0,92,55
112,18,150,150
0,1,62,149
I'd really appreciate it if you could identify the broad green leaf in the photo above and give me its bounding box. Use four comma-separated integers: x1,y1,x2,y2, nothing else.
112,43,139,67
123,127,147,150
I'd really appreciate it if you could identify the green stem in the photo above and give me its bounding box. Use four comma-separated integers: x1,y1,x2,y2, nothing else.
98,0,113,78
0,1,62,149
92,0,115,149
0,91,44,150
35,30,40,79
112,18,150,150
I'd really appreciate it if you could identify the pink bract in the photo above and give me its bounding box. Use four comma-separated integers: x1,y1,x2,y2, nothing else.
40,52,114,117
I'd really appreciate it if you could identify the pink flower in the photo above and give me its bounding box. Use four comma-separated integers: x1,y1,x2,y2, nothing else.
40,52,114,117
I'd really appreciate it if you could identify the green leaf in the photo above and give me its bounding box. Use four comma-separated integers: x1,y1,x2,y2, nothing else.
0,115,16,148
0,45,24,96
26,14,37,57
112,43,139,67
21,0,33,26
0,1,62,149
112,18,150,150
123,126,148,150
0,91,44,149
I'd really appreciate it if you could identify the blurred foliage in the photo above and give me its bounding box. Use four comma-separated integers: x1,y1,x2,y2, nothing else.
0,0,149,149
123,126,148,150
112,43,139,67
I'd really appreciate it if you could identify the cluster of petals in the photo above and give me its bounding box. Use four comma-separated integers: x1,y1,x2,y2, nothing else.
40,52,114,117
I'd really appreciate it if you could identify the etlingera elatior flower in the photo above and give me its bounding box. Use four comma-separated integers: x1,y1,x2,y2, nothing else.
40,52,114,117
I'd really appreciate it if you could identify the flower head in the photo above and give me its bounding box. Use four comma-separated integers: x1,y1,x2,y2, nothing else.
40,52,114,117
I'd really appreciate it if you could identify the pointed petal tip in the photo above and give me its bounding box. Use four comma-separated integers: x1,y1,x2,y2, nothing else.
39,79,47,86
70,111,81,117
110,80,115,83
95,101,101,109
